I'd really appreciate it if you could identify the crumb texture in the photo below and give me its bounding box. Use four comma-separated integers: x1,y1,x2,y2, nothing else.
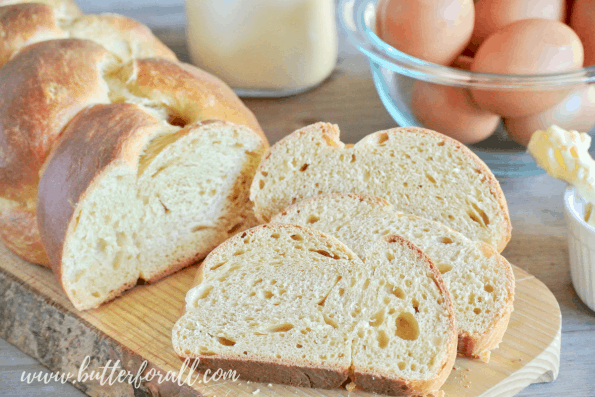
250,123,510,251
272,194,515,358
48,119,265,310
173,224,456,396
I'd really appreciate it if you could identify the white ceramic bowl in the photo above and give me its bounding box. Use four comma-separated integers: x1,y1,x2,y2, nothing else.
564,188,595,311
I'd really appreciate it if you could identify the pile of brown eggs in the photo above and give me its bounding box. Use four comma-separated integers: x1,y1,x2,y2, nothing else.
376,0,595,145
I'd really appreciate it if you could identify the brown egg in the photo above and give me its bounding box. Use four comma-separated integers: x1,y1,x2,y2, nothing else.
376,0,475,65
570,0,595,66
470,0,566,51
505,85,595,145
411,80,501,144
471,19,584,117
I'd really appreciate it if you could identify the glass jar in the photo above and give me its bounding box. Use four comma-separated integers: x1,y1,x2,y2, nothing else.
185,0,339,97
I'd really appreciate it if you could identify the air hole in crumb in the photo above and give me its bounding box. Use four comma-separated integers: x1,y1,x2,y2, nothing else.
474,308,481,315
192,225,211,232
264,291,273,299
468,211,482,225
425,173,436,184
91,292,100,298
369,310,385,327
339,288,345,296
299,163,309,172
309,249,340,259
363,279,370,289
159,199,170,213
388,308,396,315
217,337,236,346
437,263,453,274
259,180,265,189
389,285,405,299
267,324,294,333
306,214,320,224
386,251,395,261
290,234,303,241
484,284,494,293
197,285,213,300
412,299,419,313
437,141,445,146
377,330,389,349
112,251,123,270
395,313,419,341
378,132,389,145
97,238,108,253
363,170,371,182
351,154,356,163
211,262,226,271
270,233,280,239
296,344,302,348
323,314,339,329
440,237,453,244
233,250,245,256
261,171,268,177
398,362,406,370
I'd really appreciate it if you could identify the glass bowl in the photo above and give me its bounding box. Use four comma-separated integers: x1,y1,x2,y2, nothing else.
338,0,595,178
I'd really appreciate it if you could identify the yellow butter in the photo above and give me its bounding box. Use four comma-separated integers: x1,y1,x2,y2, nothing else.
527,125,595,227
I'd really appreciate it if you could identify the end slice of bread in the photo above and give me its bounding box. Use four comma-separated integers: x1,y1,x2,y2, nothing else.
37,103,266,310
271,194,515,361
249,123,511,252
174,224,457,396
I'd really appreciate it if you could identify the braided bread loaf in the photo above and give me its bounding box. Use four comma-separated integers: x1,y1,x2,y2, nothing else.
0,0,268,309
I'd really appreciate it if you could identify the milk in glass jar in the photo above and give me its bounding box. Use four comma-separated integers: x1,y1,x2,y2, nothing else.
185,0,338,97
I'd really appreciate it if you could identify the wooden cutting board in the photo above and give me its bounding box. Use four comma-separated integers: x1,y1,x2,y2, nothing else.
0,241,560,397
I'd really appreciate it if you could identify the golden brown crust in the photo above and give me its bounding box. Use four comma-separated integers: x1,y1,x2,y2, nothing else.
0,3,65,67
116,58,266,145
0,202,49,265
182,355,349,389
0,39,111,264
0,0,82,17
0,39,110,199
68,14,177,61
37,103,162,273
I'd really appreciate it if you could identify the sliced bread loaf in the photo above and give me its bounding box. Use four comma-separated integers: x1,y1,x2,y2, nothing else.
37,104,266,310
271,194,515,361
174,224,457,396
249,123,511,252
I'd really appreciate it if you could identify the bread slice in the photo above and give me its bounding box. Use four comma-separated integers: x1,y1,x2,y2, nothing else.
249,123,511,252
37,104,266,310
271,194,515,361
174,224,457,396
